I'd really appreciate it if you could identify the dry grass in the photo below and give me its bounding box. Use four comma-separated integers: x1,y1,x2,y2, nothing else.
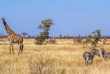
0,38,110,74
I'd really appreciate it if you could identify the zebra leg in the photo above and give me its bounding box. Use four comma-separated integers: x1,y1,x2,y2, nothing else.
86,60,89,64
85,59,86,64
91,57,93,64
91,59,93,64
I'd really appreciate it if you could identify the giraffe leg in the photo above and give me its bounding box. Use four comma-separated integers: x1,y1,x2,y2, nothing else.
18,44,21,56
9,41,11,54
18,49,21,56
11,43,14,55
10,46,11,54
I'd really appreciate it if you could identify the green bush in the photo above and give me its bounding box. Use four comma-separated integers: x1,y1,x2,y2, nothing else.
35,19,54,45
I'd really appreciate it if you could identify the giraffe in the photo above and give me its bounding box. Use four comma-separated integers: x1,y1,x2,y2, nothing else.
1,18,23,55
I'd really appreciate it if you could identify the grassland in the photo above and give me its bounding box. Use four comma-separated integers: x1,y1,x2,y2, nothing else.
0,38,110,74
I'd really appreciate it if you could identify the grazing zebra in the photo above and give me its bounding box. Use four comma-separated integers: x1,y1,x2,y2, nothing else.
83,49,100,64
101,48,110,60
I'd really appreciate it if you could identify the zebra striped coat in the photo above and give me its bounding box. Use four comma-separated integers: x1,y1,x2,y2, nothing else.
101,48,110,60
83,49,100,64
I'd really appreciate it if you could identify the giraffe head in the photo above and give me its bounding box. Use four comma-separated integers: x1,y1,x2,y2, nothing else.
1,18,6,23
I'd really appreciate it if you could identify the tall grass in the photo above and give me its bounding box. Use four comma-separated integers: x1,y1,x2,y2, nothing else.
0,38,110,74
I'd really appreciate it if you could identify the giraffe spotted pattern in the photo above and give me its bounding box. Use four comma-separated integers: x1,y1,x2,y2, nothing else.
1,18,23,55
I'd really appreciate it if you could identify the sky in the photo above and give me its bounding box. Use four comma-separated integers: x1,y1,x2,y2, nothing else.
0,0,110,37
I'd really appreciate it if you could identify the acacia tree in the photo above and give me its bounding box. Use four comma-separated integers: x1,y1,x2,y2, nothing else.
22,32,27,37
35,19,54,45
91,30,101,48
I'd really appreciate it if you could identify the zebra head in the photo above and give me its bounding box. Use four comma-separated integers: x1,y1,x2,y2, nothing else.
91,49,100,57
95,50,100,57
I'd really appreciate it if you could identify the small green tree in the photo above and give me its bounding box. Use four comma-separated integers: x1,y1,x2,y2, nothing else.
35,19,54,45
59,34,63,38
91,30,101,47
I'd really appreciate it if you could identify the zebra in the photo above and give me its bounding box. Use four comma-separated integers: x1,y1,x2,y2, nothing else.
101,48,110,60
83,49,100,64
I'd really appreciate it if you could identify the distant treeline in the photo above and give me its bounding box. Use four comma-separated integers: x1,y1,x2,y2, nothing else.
50,36,110,39
0,34,110,39
0,35,35,39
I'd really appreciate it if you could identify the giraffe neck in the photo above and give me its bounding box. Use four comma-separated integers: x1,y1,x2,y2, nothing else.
3,21,15,35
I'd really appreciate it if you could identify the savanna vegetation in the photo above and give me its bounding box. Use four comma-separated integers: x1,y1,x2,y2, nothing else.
0,18,109,74
0,38,110,74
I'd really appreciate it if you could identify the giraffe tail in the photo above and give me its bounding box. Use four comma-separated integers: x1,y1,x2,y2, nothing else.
20,44,23,53
20,38,23,53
